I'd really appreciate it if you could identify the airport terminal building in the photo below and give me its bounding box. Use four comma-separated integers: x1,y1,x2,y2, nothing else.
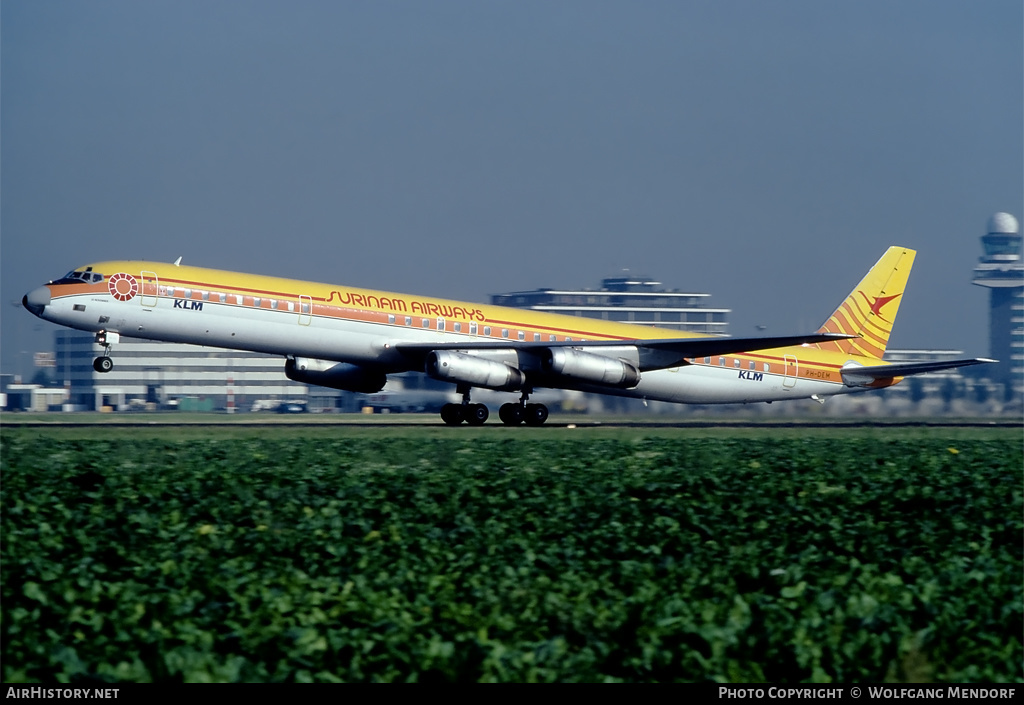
491,276,730,335
50,330,313,412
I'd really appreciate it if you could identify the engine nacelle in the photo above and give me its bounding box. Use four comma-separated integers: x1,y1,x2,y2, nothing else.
425,350,526,391
285,357,387,393
545,348,641,388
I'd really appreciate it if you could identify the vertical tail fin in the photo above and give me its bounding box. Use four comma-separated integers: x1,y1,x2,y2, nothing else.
814,246,916,359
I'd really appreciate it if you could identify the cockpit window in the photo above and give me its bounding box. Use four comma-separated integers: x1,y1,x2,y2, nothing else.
53,269,104,285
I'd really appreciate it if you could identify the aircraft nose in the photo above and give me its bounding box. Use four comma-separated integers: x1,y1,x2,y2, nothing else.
22,286,51,316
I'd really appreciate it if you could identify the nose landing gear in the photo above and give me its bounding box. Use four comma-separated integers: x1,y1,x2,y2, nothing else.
92,330,119,373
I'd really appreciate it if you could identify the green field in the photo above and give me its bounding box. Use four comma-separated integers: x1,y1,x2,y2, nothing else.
1,422,1021,682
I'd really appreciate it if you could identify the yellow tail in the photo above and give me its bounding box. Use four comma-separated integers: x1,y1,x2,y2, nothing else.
815,246,916,359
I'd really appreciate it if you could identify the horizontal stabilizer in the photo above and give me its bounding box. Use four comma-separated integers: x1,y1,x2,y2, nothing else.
841,358,996,387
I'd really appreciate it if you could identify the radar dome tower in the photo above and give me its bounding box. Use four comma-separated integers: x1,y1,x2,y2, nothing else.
971,212,1023,398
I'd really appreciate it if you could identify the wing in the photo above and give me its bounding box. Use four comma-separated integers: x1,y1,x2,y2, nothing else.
840,358,996,387
396,332,854,372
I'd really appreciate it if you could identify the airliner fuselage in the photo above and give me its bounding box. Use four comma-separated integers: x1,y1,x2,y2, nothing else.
22,250,991,424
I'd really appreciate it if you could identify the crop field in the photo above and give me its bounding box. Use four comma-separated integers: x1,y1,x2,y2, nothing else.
1,421,1021,682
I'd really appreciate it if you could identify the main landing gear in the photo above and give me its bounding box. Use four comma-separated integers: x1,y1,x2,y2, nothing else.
440,385,489,426
92,330,118,373
440,387,549,426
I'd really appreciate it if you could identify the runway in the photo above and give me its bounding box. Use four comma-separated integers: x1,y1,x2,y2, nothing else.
3,416,1020,430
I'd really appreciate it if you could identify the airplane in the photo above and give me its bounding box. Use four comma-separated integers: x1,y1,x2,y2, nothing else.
22,246,993,425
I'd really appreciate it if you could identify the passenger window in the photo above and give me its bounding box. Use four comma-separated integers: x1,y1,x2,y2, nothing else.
470,323,477,335
270,299,277,309
254,297,261,307
454,322,461,333
749,361,755,370
437,319,445,331
502,329,509,338
763,363,770,372
405,316,412,326
484,326,491,336
704,357,710,364
719,357,725,366
388,314,395,324
422,319,430,329
533,333,540,342
183,289,192,298
220,293,227,303
240,296,247,306
517,331,525,341
549,335,556,342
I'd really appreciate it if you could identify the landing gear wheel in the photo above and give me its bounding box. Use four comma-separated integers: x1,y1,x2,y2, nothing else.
524,403,549,426
499,403,524,426
93,356,114,373
440,403,465,426
465,403,489,426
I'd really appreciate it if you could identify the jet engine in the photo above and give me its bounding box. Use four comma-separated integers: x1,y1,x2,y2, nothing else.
544,347,641,388
425,350,526,391
285,357,387,393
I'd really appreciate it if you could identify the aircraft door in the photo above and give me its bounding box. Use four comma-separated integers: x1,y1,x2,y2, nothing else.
298,295,313,326
783,355,798,388
140,271,159,308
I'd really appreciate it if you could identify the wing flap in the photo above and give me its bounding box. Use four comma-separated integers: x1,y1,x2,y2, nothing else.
396,333,854,371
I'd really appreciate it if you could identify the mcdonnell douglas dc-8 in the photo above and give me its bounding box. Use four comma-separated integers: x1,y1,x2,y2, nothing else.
23,247,992,425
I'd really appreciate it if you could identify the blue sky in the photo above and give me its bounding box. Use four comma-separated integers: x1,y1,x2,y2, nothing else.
3,1,1021,378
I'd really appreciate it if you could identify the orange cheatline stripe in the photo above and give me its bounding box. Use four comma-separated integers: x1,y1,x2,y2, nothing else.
486,318,635,340
162,276,300,299
745,352,845,369
152,276,647,341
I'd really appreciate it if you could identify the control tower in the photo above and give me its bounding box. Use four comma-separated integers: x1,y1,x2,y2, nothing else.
971,212,1023,397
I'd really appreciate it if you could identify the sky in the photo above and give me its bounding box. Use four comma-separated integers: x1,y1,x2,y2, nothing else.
2,0,1021,379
